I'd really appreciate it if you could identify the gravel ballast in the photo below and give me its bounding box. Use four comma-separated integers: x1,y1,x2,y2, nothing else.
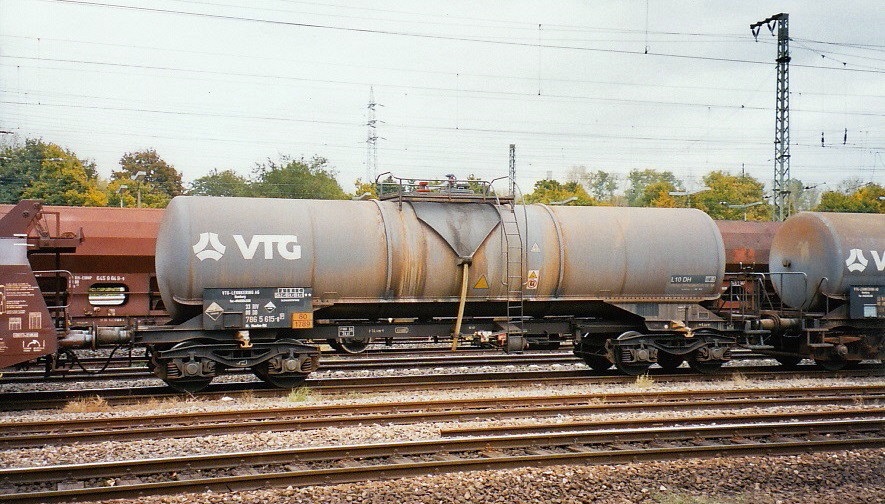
1,370,883,503
98,450,883,504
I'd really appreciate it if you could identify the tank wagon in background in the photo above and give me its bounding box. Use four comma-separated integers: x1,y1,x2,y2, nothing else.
756,212,885,369
0,177,882,392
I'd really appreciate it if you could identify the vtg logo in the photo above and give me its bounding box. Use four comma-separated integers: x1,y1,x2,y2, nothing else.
192,233,301,261
845,249,885,273
192,232,226,261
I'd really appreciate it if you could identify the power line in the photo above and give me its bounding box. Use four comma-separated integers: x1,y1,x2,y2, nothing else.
3,57,881,117
48,0,885,74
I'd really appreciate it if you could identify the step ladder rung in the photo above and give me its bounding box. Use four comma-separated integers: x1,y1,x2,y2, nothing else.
499,206,524,337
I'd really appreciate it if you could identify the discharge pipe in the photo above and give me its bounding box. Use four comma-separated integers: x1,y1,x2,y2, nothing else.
759,315,801,332
58,327,130,349
451,257,472,351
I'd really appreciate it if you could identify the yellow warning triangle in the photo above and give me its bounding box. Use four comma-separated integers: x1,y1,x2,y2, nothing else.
528,270,539,279
473,275,489,289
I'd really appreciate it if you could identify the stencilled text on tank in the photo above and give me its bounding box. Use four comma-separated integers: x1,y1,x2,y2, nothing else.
845,249,885,273
193,233,301,261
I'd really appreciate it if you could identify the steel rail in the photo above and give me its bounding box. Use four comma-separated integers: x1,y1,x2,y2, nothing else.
440,407,885,436
1,365,882,411
2,386,883,449
5,383,883,432
1,419,882,503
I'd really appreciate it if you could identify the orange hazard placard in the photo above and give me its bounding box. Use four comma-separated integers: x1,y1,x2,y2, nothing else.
291,312,313,329
526,269,539,290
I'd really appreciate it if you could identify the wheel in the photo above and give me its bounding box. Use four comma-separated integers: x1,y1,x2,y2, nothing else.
845,360,864,370
815,357,848,371
775,356,803,369
612,346,652,376
330,337,371,354
167,377,214,394
686,350,725,374
150,341,216,393
253,362,308,389
582,354,613,371
656,352,684,371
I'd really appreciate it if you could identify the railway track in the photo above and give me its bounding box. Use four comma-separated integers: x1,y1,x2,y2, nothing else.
0,350,581,383
1,364,882,411
3,344,768,384
2,415,881,503
1,385,883,449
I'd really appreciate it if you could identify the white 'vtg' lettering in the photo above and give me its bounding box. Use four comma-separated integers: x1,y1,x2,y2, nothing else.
872,250,885,272
233,235,301,260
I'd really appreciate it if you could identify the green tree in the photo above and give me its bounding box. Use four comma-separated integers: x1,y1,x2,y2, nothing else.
524,179,597,205
0,140,42,203
106,178,169,208
784,178,822,213
189,169,253,197
352,178,378,199
625,169,683,206
816,182,884,213
113,149,184,200
567,166,619,202
463,174,490,195
586,170,618,202
3,140,106,206
644,180,680,208
252,156,347,199
692,171,770,220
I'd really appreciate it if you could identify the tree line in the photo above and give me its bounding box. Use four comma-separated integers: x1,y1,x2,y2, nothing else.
1,137,881,218
525,166,883,219
0,139,348,207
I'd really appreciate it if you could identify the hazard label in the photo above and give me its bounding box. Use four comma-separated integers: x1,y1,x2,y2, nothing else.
291,312,313,329
205,302,224,321
526,270,539,290
530,243,540,253
473,275,489,289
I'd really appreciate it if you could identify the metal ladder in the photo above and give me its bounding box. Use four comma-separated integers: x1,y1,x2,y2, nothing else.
499,204,525,350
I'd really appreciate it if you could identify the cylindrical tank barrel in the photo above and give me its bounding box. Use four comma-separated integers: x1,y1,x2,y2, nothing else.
769,212,885,310
156,197,725,322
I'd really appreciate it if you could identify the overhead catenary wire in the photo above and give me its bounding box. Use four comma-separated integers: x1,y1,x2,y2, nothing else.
46,0,885,74
2,57,881,118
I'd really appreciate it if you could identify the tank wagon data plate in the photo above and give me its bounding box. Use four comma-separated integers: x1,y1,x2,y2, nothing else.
850,286,884,319
666,275,718,295
202,287,312,330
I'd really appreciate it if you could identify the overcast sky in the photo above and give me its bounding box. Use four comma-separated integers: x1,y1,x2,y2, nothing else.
1,1,882,196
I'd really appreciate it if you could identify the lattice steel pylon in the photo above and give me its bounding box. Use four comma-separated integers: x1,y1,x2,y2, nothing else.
751,13,791,221
508,144,516,197
366,87,379,182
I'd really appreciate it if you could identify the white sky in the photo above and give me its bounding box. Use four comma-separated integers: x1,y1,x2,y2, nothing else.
0,0,882,195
